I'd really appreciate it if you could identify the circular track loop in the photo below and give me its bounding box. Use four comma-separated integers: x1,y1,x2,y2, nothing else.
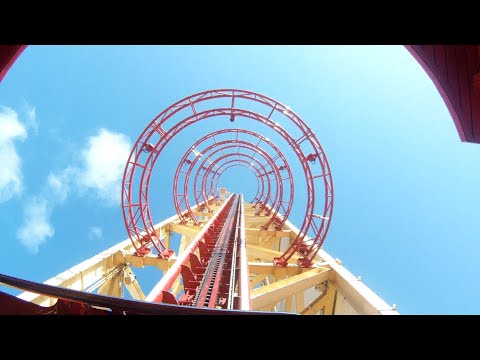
122,89,333,266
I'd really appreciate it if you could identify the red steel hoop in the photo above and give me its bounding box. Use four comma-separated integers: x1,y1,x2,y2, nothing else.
202,160,264,205
175,143,282,225
194,130,294,224
194,154,271,212
122,89,333,267
173,129,294,229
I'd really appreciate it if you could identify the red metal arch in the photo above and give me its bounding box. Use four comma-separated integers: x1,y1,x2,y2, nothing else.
175,143,283,226
206,161,263,204
122,89,333,267
174,129,294,229
195,154,269,211
204,160,264,205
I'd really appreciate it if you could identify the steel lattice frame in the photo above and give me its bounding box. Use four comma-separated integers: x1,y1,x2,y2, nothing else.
193,130,294,220
173,129,294,229
122,89,334,267
194,153,275,215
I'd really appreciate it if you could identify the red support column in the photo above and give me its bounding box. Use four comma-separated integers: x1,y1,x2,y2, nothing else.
145,194,234,303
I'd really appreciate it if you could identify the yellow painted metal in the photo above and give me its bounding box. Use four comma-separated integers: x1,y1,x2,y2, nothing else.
285,295,293,313
98,272,123,297
123,267,146,301
247,262,321,276
295,292,304,313
246,244,300,262
171,234,191,297
300,285,336,315
249,274,267,289
250,267,331,310
169,224,202,238
17,195,399,315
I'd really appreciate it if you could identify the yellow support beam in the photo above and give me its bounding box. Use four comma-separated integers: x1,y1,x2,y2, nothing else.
300,286,336,315
281,217,399,315
246,244,300,262
250,274,267,289
295,292,304,313
97,272,122,298
285,295,293,313
245,228,292,245
171,234,190,297
251,267,330,310
248,262,312,276
123,267,145,301
322,286,337,315
169,223,202,238
124,253,175,271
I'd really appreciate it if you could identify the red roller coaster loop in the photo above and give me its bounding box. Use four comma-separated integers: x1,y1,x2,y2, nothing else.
122,89,333,267
201,160,263,206
190,129,294,226
194,153,274,214
173,129,294,230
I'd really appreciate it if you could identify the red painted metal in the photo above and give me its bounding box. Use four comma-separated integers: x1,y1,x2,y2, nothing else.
1,46,478,313
0,45,26,83
193,195,240,308
195,154,271,212
145,193,251,309
198,151,279,219
122,89,334,267
173,142,276,224
204,160,264,205
174,140,287,227
404,45,480,143
0,272,272,315
145,194,235,303
185,129,294,227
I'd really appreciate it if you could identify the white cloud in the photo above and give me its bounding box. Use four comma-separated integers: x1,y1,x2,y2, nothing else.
0,106,27,202
45,128,131,206
16,196,54,254
88,226,103,240
16,127,131,254
77,128,131,205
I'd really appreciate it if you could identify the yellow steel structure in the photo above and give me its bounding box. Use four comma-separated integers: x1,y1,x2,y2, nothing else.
19,196,399,315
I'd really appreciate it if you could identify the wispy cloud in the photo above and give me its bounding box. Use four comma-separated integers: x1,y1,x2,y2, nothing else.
16,196,54,254
88,226,103,240
16,128,131,254
0,106,27,203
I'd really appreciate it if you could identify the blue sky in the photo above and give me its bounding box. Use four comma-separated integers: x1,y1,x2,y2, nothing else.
1,45,479,314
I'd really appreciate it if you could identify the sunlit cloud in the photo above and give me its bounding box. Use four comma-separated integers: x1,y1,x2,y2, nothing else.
17,127,131,254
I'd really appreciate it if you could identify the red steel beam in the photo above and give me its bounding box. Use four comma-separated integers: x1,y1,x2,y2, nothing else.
145,194,234,303
0,45,26,83
0,272,278,315
194,195,239,307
